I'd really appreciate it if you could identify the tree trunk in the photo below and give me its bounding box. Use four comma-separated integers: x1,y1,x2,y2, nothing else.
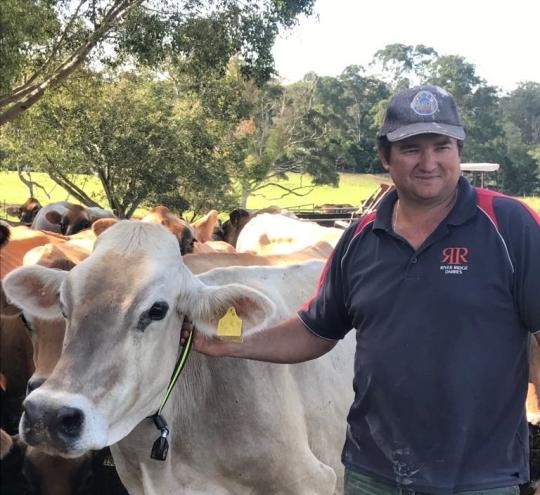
240,186,250,208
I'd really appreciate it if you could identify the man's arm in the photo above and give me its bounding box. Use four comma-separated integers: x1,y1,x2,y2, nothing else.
182,316,338,363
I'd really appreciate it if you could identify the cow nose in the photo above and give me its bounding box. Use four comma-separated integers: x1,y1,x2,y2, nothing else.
23,400,85,441
26,376,46,395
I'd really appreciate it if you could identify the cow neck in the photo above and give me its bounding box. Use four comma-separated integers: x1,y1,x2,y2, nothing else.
148,326,194,461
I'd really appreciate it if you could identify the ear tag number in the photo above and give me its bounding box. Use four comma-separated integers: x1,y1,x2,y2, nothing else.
217,307,243,340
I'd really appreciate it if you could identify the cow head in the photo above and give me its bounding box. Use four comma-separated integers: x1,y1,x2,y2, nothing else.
141,206,195,254
6,197,42,225
46,205,92,236
3,221,275,457
221,208,251,247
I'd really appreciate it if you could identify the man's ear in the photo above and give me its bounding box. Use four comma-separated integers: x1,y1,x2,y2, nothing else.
2,266,66,319
378,147,390,171
178,283,276,338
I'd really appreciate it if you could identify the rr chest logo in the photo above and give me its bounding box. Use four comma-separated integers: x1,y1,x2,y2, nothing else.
440,247,469,275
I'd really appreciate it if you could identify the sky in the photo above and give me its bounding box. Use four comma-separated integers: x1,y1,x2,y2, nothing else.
272,0,540,93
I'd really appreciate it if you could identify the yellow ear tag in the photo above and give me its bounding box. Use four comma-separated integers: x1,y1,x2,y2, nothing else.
217,307,243,341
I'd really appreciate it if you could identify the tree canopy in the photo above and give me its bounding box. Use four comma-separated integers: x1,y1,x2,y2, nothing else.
0,0,315,125
1,39,539,214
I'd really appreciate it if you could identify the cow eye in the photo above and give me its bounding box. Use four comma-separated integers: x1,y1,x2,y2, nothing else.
148,301,169,321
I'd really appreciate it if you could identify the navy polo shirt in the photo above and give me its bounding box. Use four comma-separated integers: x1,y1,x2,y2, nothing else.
298,177,540,494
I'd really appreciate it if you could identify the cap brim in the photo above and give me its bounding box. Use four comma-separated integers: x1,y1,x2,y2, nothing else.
386,122,465,142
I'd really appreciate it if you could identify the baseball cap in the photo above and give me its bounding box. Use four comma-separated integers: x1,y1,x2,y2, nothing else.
378,85,465,142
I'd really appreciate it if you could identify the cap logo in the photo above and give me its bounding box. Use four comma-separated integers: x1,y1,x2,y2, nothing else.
410,90,439,116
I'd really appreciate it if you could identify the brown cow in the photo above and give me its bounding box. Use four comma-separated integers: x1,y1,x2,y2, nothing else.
23,238,94,268
141,206,195,254
218,206,298,247
1,222,10,247
190,209,219,243
0,225,69,276
6,197,42,225
1,238,127,495
0,301,34,434
183,241,333,273
0,372,17,459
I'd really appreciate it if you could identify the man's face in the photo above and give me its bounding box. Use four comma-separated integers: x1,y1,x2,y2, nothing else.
380,133,461,206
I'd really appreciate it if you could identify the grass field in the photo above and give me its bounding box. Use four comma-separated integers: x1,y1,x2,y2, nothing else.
1,171,538,218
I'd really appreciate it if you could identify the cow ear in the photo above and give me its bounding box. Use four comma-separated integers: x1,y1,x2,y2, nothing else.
45,210,62,225
229,208,247,227
0,283,22,318
6,206,21,216
92,217,118,236
182,284,276,337
2,266,66,319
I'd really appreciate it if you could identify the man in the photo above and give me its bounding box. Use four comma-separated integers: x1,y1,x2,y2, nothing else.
183,85,540,494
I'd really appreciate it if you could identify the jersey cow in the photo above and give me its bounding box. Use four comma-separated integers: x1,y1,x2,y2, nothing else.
31,201,114,236
4,221,354,494
218,207,298,247
0,225,69,276
6,197,42,225
236,213,344,255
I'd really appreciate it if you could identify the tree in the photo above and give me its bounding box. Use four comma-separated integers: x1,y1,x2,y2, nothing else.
336,65,390,172
500,144,540,195
224,71,344,207
371,43,438,89
500,82,540,195
1,71,236,217
502,82,540,146
0,0,315,125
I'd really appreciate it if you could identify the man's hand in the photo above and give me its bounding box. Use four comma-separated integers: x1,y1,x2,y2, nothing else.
180,317,234,357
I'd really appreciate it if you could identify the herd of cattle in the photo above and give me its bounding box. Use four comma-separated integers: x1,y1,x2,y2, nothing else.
0,198,538,494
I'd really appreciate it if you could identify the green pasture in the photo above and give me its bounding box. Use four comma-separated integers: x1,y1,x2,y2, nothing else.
1,171,538,219
245,173,389,211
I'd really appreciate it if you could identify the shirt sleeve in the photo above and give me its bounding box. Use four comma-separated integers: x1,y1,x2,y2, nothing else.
495,197,540,333
297,220,360,340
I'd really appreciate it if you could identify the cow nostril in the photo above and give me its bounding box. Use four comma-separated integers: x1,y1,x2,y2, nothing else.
26,377,46,395
22,400,41,425
57,407,84,437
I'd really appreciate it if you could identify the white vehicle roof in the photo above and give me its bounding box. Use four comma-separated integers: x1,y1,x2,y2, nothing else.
460,163,500,172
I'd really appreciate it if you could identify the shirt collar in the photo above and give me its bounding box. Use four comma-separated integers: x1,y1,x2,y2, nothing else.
373,176,477,232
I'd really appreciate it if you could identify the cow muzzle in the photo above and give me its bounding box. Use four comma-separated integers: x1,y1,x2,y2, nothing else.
20,391,107,456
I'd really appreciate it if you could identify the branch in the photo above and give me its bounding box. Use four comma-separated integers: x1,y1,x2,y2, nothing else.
44,156,100,206
0,0,143,125
125,198,143,219
30,0,89,86
95,167,123,216
16,165,51,199
251,182,316,200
